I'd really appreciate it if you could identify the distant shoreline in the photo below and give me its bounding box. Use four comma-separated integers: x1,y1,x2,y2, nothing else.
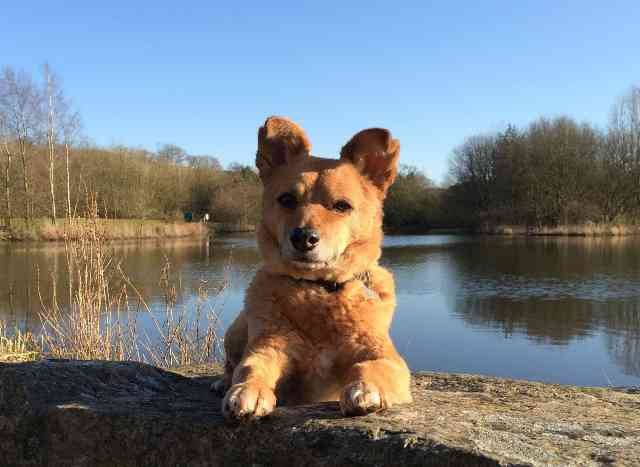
3,220,639,242
385,223,640,236
477,223,640,237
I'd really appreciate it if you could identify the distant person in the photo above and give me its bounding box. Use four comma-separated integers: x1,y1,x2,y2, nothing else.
203,213,210,223
184,211,193,222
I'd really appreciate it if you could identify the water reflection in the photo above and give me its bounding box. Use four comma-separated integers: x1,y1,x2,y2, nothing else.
603,300,640,377
454,297,595,345
384,236,640,384
1,234,639,386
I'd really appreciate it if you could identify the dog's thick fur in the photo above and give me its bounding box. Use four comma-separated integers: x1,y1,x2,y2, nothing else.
220,117,412,418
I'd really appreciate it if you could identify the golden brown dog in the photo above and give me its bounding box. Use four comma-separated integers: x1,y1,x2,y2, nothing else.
219,116,412,418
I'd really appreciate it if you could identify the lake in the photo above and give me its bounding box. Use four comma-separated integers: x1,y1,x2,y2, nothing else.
2,234,639,388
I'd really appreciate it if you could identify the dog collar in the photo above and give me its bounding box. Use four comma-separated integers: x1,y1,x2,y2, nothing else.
291,277,343,292
312,279,343,293
290,271,378,298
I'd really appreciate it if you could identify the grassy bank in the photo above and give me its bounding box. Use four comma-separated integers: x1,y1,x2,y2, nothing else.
0,218,208,241
479,222,640,236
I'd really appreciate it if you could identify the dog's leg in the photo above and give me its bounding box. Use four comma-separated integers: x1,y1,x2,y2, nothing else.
340,352,412,416
222,335,292,419
212,310,248,396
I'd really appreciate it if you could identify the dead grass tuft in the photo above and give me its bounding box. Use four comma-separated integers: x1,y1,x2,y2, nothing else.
0,323,41,362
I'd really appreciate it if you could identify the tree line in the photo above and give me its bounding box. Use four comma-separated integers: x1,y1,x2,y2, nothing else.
2,62,638,232
384,84,640,232
447,86,640,229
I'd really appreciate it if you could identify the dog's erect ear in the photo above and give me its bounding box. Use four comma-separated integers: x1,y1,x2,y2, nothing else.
256,116,311,179
340,128,400,195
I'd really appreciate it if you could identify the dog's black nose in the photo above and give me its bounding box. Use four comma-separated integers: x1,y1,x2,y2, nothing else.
290,227,320,252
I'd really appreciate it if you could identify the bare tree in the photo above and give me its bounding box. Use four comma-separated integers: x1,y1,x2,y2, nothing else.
611,86,640,161
63,111,81,219
0,106,12,226
610,85,640,210
597,85,640,221
156,143,188,164
44,64,58,223
40,63,80,223
0,66,41,223
449,134,498,213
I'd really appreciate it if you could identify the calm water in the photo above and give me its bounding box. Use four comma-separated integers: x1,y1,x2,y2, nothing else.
2,234,639,387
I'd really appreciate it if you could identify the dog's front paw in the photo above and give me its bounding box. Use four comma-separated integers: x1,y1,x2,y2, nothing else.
340,380,387,416
222,382,276,419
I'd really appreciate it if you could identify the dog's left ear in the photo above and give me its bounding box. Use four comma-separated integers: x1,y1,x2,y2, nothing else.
340,128,400,196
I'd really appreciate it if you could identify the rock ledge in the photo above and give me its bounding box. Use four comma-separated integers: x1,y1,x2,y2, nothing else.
0,360,638,466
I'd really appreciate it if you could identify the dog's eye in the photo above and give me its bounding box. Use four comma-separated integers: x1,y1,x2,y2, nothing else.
333,200,353,213
277,193,298,210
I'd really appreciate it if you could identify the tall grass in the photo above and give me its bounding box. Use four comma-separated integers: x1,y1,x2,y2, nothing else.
1,199,225,368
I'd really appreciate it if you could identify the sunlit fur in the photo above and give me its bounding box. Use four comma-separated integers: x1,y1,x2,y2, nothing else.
221,116,412,419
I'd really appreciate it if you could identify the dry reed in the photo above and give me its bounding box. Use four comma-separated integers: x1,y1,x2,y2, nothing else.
36,207,142,361
129,258,228,368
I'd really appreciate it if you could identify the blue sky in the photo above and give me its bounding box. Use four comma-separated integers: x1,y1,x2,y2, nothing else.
2,1,639,183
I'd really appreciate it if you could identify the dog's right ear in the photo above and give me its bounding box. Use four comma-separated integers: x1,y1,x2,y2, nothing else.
256,116,311,179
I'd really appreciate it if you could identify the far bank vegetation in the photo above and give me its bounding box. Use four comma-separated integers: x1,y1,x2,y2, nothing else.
361,84,640,234
448,86,640,233
0,64,261,241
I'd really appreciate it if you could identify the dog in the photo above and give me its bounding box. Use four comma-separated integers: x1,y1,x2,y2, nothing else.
218,116,412,419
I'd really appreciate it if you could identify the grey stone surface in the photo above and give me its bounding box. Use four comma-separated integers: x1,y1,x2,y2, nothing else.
1,360,638,466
